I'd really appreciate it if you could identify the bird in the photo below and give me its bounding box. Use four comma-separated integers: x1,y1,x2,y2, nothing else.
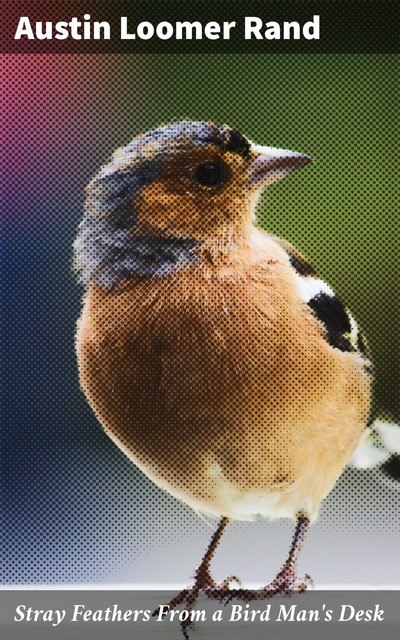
74,121,371,635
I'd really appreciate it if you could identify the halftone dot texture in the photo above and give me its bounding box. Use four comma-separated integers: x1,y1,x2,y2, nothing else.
2,50,399,589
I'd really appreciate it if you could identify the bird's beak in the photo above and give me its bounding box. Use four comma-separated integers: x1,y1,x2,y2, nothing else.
249,144,314,188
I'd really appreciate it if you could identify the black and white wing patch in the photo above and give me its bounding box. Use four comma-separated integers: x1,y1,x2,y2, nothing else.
307,292,358,353
282,243,368,357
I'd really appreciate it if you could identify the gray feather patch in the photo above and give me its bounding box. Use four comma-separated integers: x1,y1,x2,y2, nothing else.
74,216,199,287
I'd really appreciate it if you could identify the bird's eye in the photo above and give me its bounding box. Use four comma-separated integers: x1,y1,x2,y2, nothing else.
193,162,224,187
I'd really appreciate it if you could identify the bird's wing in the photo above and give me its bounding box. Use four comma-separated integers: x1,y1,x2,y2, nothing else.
273,235,369,358
270,237,400,484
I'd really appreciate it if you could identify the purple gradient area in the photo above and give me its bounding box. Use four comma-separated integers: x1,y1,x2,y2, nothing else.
2,54,129,229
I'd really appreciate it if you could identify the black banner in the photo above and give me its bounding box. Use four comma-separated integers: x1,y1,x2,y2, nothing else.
1,0,398,54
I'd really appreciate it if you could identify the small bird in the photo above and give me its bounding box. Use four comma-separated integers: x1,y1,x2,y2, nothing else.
74,121,371,633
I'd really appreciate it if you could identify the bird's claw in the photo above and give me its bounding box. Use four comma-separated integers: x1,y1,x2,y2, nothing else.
203,574,242,600
222,564,312,603
221,574,242,589
153,569,243,636
180,618,195,640
304,573,314,589
152,588,190,618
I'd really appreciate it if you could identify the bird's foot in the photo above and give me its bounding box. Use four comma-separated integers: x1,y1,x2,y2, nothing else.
153,566,242,639
195,566,242,600
224,561,312,604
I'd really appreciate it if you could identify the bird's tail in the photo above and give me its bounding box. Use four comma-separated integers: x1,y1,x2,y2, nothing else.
349,417,400,486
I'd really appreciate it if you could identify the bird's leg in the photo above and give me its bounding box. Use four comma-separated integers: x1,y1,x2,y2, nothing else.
192,516,241,597
266,512,311,593
153,516,237,636
225,512,312,603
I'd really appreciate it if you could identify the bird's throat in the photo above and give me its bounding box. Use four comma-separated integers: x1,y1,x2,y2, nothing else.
74,208,256,288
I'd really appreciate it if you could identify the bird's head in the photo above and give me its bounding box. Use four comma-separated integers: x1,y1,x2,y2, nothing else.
76,121,313,285
86,121,312,240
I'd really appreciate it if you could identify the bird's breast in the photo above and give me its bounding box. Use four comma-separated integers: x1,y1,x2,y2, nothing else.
76,239,370,519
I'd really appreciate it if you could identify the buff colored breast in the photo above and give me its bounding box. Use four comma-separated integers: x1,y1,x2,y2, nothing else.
76,234,370,521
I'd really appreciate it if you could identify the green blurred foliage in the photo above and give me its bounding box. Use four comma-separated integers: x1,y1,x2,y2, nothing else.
119,54,398,417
